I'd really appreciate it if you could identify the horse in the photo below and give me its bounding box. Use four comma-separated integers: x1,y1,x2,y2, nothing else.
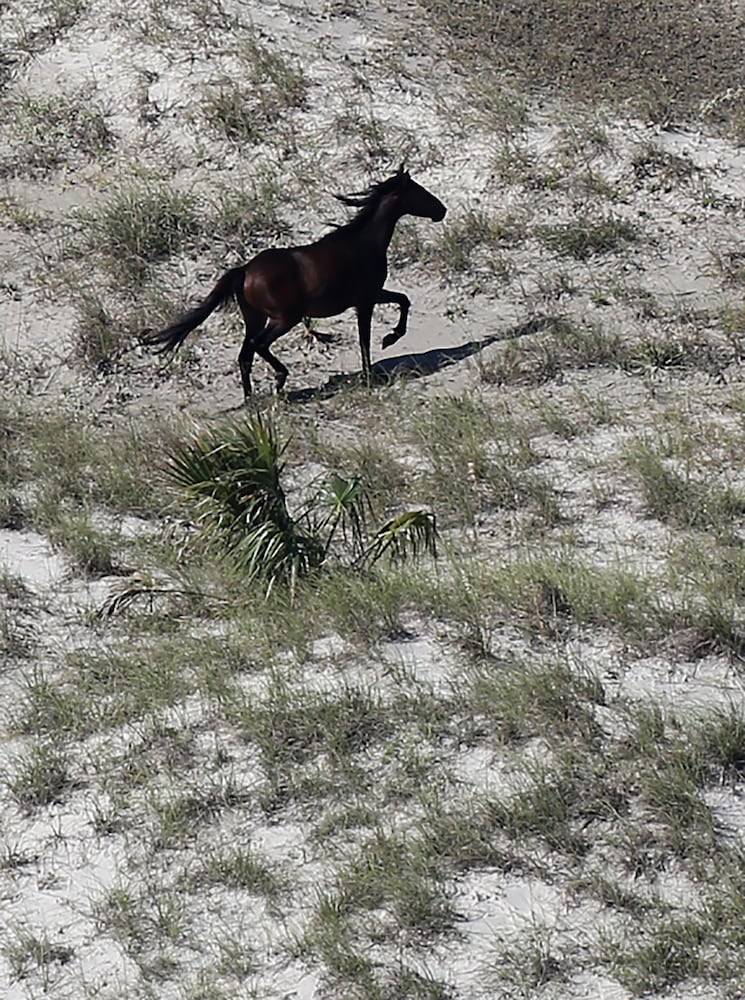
140,167,446,397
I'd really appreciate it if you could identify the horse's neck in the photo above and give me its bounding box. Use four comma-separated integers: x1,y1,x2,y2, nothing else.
362,201,401,254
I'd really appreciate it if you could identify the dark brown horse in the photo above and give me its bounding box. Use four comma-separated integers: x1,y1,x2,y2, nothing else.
141,168,446,397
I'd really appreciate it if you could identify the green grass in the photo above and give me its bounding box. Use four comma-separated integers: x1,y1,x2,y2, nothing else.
437,553,663,650
417,796,519,874
4,338,744,995
478,317,627,386
17,636,209,738
492,138,564,189
2,925,75,987
460,658,604,745
194,846,285,898
608,914,706,995
79,178,202,283
0,399,181,535
227,677,395,768
3,0,85,77
627,438,745,532
70,290,154,367
536,217,639,260
486,751,614,856
301,828,457,992
202,82,268,144
694,704,745,778
491,924,565,997
7,742,73,810
411,394,558,526
433,206,521,283
94,878,187,959
332,828,455,937
201,59,306,145
207,174,291,258
3,91,113,175
616,705,732,863
0,571,36,659
46,511,124,577
149,780,247,849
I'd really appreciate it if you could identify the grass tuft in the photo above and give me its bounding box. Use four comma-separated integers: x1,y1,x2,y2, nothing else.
537,217,639,259
627,439,745,531
7,743,72,810
2,90,113,175
81,179,202,283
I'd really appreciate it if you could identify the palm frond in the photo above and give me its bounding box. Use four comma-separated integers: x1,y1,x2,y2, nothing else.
312,473,370,559
363,509,439,566
167,416,321,593
167,417,288,528
230,518,323,596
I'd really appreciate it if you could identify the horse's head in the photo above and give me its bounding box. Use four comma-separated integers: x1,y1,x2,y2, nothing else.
394,169,446,222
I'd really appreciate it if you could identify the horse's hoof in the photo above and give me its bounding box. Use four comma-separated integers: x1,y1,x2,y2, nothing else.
382,332,399,350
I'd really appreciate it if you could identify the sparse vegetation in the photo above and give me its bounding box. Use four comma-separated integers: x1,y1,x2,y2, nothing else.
536,217,639,260
3,0,745,997
434,206,521,283
7,742,72,810
420,0,745,136
2,925,75,987
0,90,113,175
80,179,202,283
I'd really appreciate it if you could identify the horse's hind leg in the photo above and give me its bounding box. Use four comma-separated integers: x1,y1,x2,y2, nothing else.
237,301,266,400
255,318,299,392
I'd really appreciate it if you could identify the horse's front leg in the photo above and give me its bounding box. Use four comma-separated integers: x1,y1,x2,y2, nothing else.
356,303,374,383
377,288,410,350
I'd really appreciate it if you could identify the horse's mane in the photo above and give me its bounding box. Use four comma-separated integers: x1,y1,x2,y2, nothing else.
322,169,406,241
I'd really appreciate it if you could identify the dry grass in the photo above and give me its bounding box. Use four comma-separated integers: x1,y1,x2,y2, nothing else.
420,0,745,134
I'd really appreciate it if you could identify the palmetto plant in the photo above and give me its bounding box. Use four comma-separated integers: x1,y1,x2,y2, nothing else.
167,417,437,594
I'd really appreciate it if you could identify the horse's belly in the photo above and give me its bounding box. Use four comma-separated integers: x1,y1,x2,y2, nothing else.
307,267,387,317
306,295,356,319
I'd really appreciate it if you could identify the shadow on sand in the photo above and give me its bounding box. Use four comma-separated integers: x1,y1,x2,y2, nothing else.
284,314,554,404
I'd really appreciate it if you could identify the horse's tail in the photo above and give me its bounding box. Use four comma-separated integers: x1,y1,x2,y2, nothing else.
140,266,245,353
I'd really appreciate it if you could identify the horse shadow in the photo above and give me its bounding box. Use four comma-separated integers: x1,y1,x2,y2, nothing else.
284,314,554,404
